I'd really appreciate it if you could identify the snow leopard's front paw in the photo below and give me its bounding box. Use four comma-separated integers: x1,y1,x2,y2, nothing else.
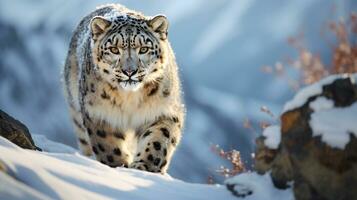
129,160,162,173
130,161,152,172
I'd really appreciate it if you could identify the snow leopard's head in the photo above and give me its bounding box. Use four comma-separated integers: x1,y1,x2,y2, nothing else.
90,13,169,91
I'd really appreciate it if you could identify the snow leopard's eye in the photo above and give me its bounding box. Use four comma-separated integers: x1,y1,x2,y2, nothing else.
139,47,149,54
109,47,119,54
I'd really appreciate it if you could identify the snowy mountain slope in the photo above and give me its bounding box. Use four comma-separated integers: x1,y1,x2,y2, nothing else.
0,136,293,200
0,0,355,183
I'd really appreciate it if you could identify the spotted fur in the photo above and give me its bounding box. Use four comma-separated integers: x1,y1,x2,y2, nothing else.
63,4,185,173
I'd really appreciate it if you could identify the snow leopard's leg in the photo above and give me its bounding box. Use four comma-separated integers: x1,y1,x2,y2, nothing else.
83,115,131,167
64,51,93,157
130,116,182,173
69,108,93,156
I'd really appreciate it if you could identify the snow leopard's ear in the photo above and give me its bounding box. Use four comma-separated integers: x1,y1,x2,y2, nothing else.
90,16,111,40
147,15,169,40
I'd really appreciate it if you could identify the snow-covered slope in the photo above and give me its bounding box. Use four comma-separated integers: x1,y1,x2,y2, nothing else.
0,136,233,200
0,136,293,200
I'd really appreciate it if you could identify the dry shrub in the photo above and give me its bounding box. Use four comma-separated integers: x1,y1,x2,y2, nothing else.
243,105,278,133
208,145,245,184
262,12,357,89
208,105,276,184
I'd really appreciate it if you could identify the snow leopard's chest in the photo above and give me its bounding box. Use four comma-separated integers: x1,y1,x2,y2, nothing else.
82,78,172,131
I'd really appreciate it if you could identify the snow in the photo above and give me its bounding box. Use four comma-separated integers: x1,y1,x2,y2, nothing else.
0,172,50,200
0,136,238,200
309,102,357,149
283,74,351,112
32,134,78,154
225,172,294,200
262,126,281,149
309,97,334,112
0,135,294,199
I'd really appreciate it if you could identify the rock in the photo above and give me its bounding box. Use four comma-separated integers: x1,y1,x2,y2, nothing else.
254,136,277,174
254,74,357,200
0,159,7,173
225,172,294,199
0,109,39,150
255,127,293,189
226,183,253,198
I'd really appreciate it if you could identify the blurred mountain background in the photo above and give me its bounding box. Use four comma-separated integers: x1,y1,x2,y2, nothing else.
0,0,355,183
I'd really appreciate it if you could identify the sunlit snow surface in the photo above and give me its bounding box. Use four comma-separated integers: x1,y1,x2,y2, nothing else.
283,74,352,112
0,136,235,200
310,102,357,149
0,136,294,200
262,126,281,149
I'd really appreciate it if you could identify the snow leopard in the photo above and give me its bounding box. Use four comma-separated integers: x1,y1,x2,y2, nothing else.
63,4,185,173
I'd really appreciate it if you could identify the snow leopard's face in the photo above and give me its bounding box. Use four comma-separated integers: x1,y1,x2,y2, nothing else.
90,14,168,91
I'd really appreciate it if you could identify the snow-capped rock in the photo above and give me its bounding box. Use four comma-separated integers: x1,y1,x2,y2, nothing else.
255,73,357,200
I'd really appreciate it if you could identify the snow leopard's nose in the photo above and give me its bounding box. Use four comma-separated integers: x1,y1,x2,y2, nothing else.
122,68,138,77
122,55,138,77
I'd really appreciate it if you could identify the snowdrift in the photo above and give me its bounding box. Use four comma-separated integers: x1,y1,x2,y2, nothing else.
0,135,292,200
